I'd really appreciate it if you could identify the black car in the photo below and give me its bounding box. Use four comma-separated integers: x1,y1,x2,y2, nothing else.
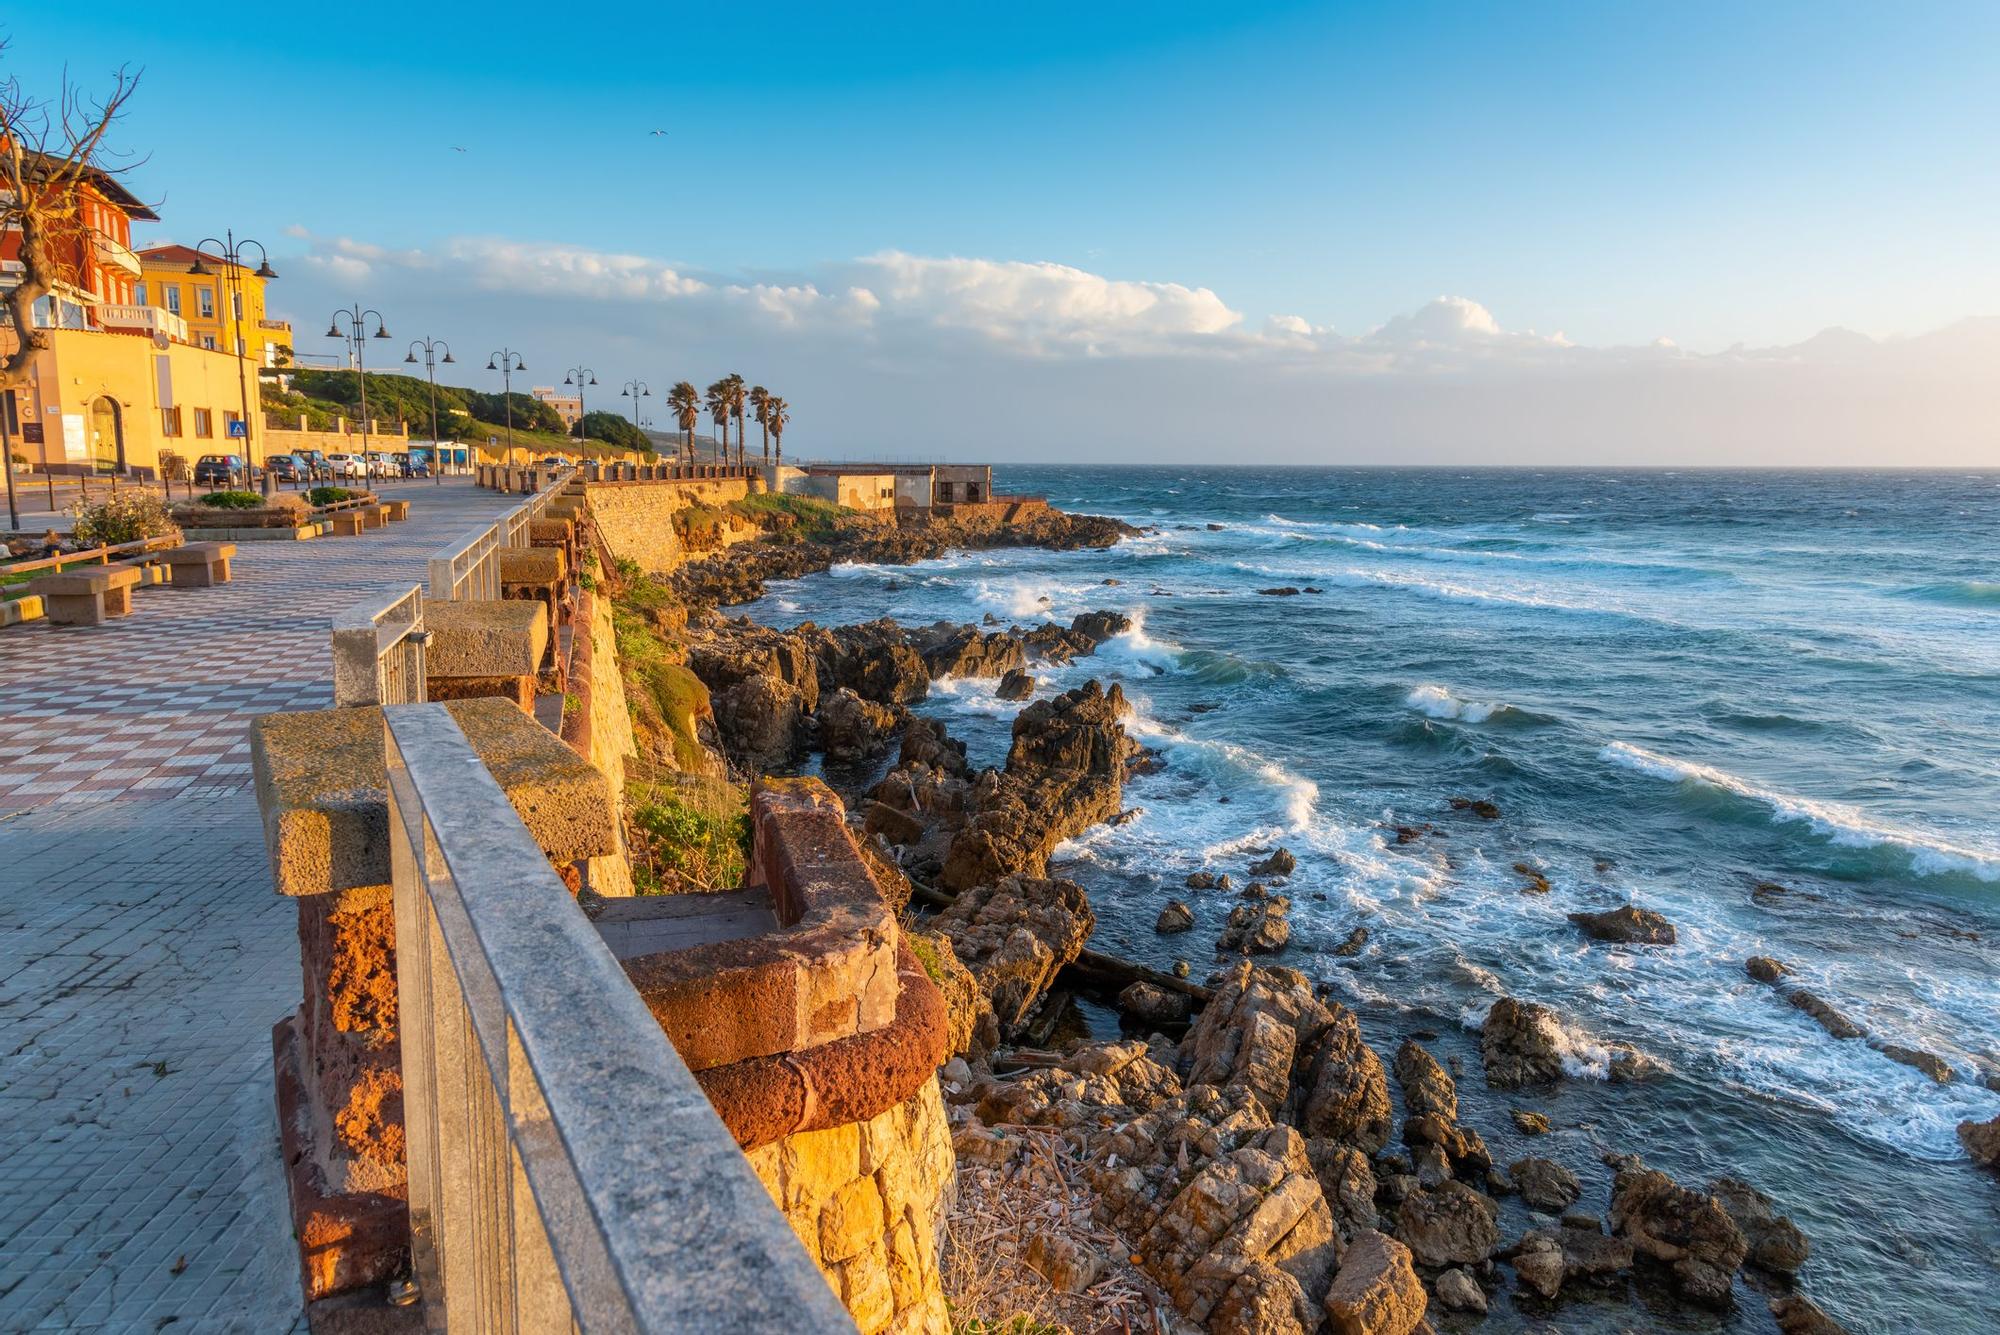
266,454,306,482
295,449,329,481
192,454,245,487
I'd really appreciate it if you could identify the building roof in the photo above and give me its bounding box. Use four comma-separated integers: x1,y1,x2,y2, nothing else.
9,148,160,221
136,243,249,272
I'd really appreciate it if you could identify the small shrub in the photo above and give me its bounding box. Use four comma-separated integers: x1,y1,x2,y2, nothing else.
69,491,178,546
307,486,357,506
628,777,750,891
730,491,844,541
614,555,641,581
196,490,263,509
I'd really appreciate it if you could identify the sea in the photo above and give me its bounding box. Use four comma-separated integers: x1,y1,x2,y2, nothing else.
738,466,2000,1333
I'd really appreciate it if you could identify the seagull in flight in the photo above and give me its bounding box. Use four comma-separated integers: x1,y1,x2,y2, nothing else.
649,128,669,136
451,146,468,153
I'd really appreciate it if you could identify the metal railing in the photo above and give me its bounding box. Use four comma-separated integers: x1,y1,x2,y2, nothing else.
430,524,504,603
383,705,850,1332
331,584,428,706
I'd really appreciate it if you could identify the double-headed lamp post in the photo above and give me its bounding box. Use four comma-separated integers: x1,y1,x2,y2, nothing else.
188,231,276,491
562,366,597,453
403,337,454,484
619,378,651,444
486,349,527,466
325,306,391,468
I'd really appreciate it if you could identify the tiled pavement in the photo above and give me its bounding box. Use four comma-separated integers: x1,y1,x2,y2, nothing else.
0,479,521,1331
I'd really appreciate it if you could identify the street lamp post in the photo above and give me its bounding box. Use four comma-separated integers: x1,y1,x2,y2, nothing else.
189,230,277,492
486,349,527,466
562,365,597,452
325,305,391,478
618,377,651,453
404,337,455,485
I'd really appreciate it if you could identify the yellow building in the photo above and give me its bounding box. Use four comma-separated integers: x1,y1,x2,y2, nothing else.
136,244,293,367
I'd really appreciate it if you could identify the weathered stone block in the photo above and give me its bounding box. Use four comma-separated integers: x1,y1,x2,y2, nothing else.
821,1175,887,1264
425,599,549,678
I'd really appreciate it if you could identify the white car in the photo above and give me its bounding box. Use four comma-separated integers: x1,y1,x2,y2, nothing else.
324,453,367,479
365,451,397,478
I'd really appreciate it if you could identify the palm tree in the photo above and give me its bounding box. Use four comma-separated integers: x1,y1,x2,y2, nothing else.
749,385,770,463
721,373,748,468
705,379,730,464
668,381,700,462
765,396,790,464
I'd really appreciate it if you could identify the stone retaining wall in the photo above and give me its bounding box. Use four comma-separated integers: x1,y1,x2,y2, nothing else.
584,477,755,574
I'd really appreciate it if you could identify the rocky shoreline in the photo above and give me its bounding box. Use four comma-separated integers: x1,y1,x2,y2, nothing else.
606,498,1988,1334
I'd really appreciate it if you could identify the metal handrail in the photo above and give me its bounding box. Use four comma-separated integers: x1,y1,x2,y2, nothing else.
331,584,427,706
382,705,850,1332
429,523,503,603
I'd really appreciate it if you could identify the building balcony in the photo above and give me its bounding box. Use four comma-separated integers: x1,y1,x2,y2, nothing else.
93,232,144,277
92,304,190,341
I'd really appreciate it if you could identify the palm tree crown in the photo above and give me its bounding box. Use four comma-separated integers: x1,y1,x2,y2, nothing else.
667,381,700,460
765,396,791,463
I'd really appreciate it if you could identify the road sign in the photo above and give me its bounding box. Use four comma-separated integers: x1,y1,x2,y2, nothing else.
226,419,248,438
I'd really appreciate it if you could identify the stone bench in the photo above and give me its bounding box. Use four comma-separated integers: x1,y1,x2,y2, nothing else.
383,500,409,522
163,542,237,587
360,505,389,530
104,557,170,589
329,512,366,537
28,564,143,625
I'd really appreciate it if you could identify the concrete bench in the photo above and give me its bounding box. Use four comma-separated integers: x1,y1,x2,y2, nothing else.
104,558,170,589
360,505,390,530
29,564,143,625
383,500,410,521
329,512,366,537
163,542,237,587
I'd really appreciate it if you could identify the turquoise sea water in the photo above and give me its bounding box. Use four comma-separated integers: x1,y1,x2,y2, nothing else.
743,466,2000,1332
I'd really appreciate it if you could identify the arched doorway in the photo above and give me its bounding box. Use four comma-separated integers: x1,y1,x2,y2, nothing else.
89,397,124,474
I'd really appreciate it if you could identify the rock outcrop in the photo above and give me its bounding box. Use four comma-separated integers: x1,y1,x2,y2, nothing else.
1394,1180,1499,1267
1709,1176,1810,1274
814,687,902,765
1481,996,1568,1087
1607,1157,1748,1306
1218,897,1291,954
932,875,1095,1041
1322,1230,1426,1335
1958,1114,2000,1169
1569,905,1678,945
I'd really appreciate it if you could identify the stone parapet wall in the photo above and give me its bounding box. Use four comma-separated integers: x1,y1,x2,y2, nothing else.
897,495,1050,527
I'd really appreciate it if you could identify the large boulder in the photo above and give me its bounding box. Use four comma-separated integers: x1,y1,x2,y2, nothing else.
1709,1176,1809,1274
1608,1159,1748,1306
911,621,1027,680
1392,1040,1457,1123
814,686,901,765
706,672,809,771
1961,1114,2000,1168
1481,996,1568,1087
1218,897,1292,954
1298,1007,1394,1153
995,668,1036,700
1511,1157,1582,1213
1771,1295,1853,1334
932,875,1094,1038
1322,1230,1426,1335
1156,900,1196,934
1394,1180,1499,1267
1569,905,1677,945
1249,847,1298,878
813,619,931,704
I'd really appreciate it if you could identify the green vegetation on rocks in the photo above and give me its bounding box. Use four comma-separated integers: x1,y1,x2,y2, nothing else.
628,776,750,891
728,491,844,541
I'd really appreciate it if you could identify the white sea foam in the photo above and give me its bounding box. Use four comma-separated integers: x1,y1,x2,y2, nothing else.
1405,683,1504,723
1600,741,2000,881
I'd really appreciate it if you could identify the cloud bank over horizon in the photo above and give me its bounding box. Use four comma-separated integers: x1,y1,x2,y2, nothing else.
277,230,2000,467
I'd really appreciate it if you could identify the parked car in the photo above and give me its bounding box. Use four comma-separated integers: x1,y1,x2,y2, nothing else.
265,454,306,483
407,453,432,477
365,451,396,479
192,454,245,487
324,452,366,479
295,449,329,481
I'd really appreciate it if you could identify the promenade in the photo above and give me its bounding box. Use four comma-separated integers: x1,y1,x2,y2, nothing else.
0,479,519,1332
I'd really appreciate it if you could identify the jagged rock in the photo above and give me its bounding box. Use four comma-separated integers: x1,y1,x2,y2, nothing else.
995,667,1036,700
1411,1145,1452,1188
1023,1232,1103,1294
707,672,810,770
814,686,901,764
1448,796,1501,820
1157,900,1196,934
1787,989,1867,1040
1434,1267,1486,1314
1569,905,1677,946
895,715,969,778
1511,1157,1582,1212
1249,847,1298,878
1608,1159,1748,1306
1070,610,1133,644
1486,1163,1514,1195
1876,1043,1953,1083
1955,1114,2000,1168
1212,1265,1317,1335
1508,1230,1566,1298
1709,1177,1810,1274
1402,1115,1490,1174
911,621,1027,680
1323,1230,1427,1335
1215,874,1234,891
908,929,987,1058
941,680,1139,890
1306,1141,1379,1237
1481,996,1568,1087
1771,1295,1853,1334
1120,981,1192,1027
1393,1041,1457,1123
1299,1008,1394,1153
1511,1109,1551,1136
1219,897,1291,954
1557,1220,1633,1279
1395,1181,1500,1267
1187,871,1219,890
1333,927,1369,957
1746,955,1791,983
933,875,1095,1038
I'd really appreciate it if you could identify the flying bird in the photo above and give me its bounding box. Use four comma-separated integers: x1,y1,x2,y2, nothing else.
649,128,669,136
451,146,468,153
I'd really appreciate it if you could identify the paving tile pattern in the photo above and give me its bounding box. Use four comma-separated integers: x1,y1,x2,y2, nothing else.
0,480,521,1331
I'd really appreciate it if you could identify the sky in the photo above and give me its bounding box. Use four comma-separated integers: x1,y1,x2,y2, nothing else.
13,2,2000,464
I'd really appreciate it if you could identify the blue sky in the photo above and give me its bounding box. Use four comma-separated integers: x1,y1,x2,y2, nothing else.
12,3,2000,461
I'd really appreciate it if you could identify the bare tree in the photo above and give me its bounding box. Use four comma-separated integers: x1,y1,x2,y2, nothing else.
0,49,146,391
